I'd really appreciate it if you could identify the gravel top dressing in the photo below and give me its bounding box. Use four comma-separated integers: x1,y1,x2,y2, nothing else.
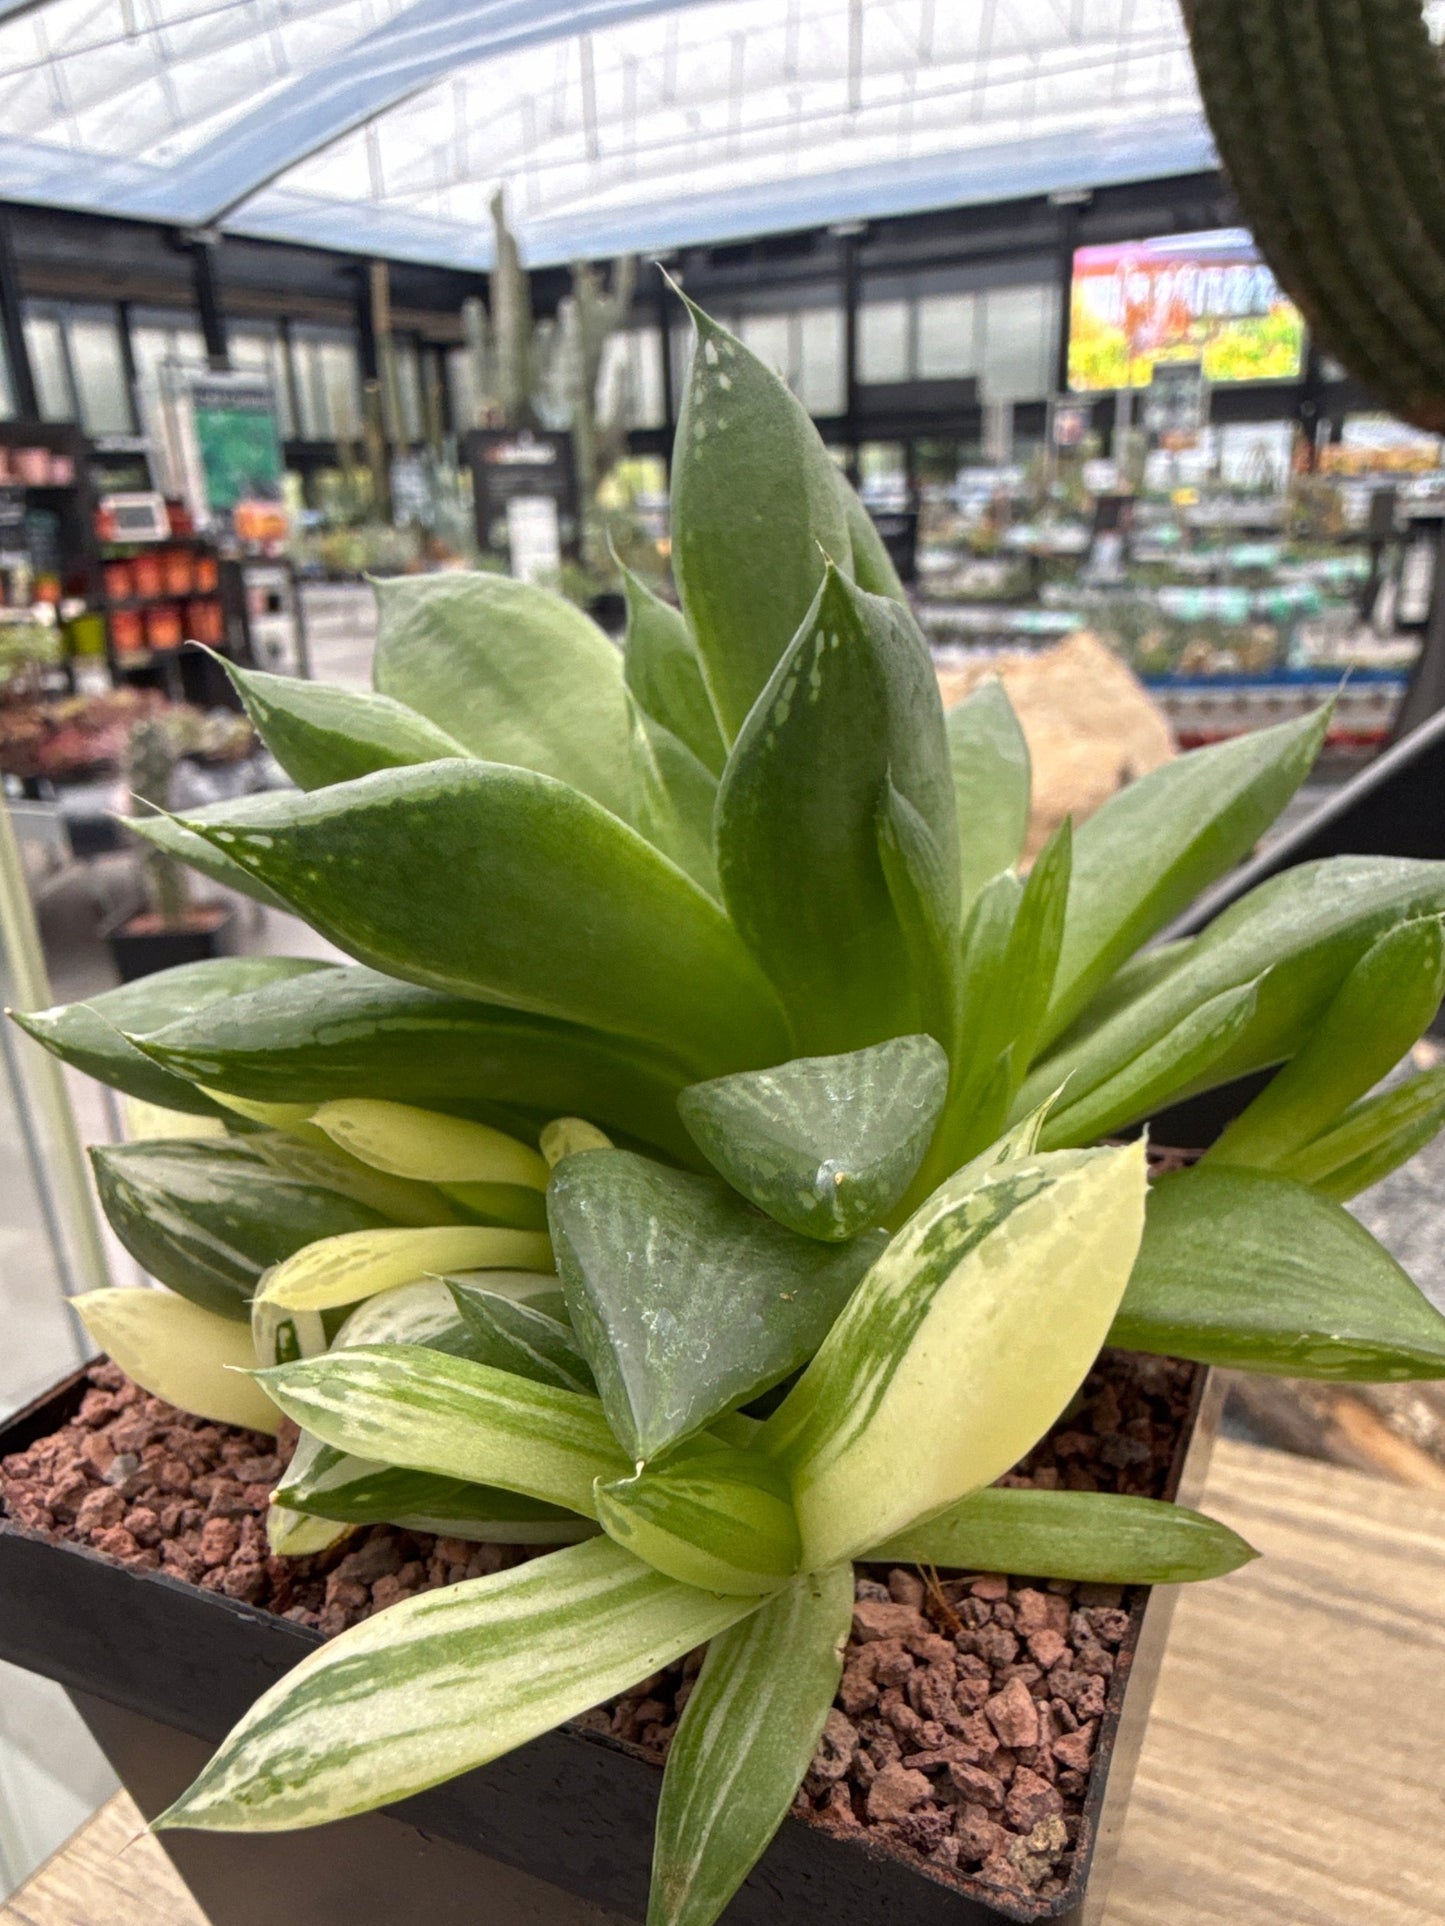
2,1345,1194,1911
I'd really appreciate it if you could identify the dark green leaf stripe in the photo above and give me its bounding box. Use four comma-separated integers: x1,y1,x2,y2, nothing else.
91,1139,387,1320
257,1345,632,1515
157,1538,754,1833
594,1446,800,1594
446,1280,595,1394
174,760,789,1074
133,965,699,1162
649,1565,854,1926
870,1486,1258,1584
12,957,328,1115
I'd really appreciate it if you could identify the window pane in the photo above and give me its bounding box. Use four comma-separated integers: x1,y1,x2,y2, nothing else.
917,293,979,380
859,299,911,383
738,313,793,383
67,311,133,434
979,286,1057,404
796,307,844,415
22,315,73,421
230,327,294,439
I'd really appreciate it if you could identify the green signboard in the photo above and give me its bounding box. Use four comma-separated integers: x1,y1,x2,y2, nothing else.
188,375,284,513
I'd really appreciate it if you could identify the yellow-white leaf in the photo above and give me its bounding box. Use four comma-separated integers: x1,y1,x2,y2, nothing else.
311,1099,548,1188
257,1226,553,1313
74,1287,277,1434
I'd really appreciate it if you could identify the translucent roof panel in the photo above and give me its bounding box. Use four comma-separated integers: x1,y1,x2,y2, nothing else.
0,0,1214,269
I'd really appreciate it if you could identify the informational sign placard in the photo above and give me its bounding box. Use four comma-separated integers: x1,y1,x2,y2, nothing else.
1068,228,1305,392
150,365,287,537
466,428,579,568
1143,361,1208,447
505,497,563,584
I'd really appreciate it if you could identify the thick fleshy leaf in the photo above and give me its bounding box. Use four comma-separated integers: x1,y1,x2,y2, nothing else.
74,1288,278,1434
1207,917,1445,1170
257,1345,630,1514
1113,1166,1445,1379
256,1226,552,1314
715,565,958,1054
627,696,720,896
332,1274,565,1356
649,1562,853,1926
838,479,907,603
173,762,788,1075
1038,978,1262,1149
156,1537,752,1833
446,1279,595,1394
945,678,1032,917
11,958,328,1116
915,871,1021,1193
762,1143,1148,1568
871,1487,1257,1584
1277,1068,1445,1201
247,1131,466,1229
133,965,697,1161
876,777,959,1052
677,1036,948,1241
372,572,633,818
671,302,851,740
222,659,468,790
548,1148,886,1462
90,1140,388,1320
310,1100,547,1188
128,806,288,912
595,1443,800,1595
1041,704,1330,1044
541,1117,613,1166
1019,858,1445,1124
621,566,725,776
275,1430,589,1545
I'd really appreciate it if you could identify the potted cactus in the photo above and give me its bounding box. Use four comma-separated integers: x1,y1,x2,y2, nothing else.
5,292,1445,1926
109,712,235,982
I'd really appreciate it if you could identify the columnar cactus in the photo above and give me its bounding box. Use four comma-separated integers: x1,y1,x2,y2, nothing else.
1185,0,1445,430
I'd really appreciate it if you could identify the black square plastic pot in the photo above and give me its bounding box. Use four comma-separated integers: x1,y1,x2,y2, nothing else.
0,1364,1222,1926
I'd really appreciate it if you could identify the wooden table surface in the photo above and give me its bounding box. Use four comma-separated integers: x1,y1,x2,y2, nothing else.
5,1437,1443,1926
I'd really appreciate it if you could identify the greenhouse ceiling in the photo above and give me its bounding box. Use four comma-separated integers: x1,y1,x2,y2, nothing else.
0,0,1215,271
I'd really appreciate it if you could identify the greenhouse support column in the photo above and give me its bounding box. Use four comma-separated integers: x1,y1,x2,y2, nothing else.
355,262,392,521
840,225,861,484
187,233,230,371
654,269,675,474
0,206,38,420
1050,191,1087,397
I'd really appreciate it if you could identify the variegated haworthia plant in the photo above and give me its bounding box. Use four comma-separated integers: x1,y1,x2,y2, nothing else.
16,291,1445,1924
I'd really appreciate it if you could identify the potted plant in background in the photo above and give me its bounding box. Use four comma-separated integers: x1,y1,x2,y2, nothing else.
5,281,1445,1926
108,712,236,982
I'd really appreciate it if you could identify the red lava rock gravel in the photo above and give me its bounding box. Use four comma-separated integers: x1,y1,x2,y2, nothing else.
2,1347,1196,1911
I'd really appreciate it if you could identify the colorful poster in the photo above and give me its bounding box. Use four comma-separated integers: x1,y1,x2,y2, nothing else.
1068,229,1305,392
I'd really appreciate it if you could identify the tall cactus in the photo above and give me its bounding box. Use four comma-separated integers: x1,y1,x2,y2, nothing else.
127,716,189,928
489,187,536,428
1185,0,1445,430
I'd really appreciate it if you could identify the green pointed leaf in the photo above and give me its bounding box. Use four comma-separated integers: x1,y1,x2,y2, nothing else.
762,1142,1148,1568
373,572,633,818
446,1278,595,1394
257,1225,552,1314
173,762,788,1076
876,777,959,1053
649,1563,853,1926
622,566,725,775
548,1148,886,1462
74,1288,278,1435
222,658,468,790
91,1139,388,1320
677,1036,948,1241
128,806,288,912
1112,1166,1445,1379
11,957,328,1115
595,1443,800,1595
1020,858,1445,1125
332,1274,564,1356
258,1344,631,1515
275,1429,589,1545
628,694,720,897
838,479,907,602
1042,704,1330,1045
1277,1068,1445,1201
1039,977,1262,1149
133,965,697,1162
871,1487,1257,1584
156,1537,753,1833
671,302,852,740
247,1132,466,1229
945,678,1032,916
1208,918,1445,1170
715,565,958,1054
